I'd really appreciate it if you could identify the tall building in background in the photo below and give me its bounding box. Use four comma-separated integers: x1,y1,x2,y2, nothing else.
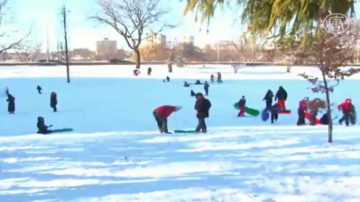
96,38,117,60
142,31,166,48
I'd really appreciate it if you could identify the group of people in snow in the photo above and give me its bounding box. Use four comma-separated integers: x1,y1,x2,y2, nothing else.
239,85,356,126
153,92,211,134
5,86,58,115
158,76,356,134
4,86,66,134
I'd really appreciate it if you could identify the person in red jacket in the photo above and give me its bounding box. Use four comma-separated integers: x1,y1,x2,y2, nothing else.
338,98,354,126
153,105,182,134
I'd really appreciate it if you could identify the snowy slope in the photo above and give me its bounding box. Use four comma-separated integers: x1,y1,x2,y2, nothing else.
0,64,360,202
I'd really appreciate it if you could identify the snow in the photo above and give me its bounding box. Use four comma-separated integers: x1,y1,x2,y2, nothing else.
0,64,360,202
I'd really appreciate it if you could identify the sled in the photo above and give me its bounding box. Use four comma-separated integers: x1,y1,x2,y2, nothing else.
305,112,321,125
233,103,260,116
261,109,269,121
174,129,197,133
49,128,73,134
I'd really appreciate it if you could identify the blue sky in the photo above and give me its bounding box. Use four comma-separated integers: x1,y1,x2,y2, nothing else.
4,0,360,52
5,0,243,51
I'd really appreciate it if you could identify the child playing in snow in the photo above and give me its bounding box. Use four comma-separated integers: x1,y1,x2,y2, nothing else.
238,96,246,117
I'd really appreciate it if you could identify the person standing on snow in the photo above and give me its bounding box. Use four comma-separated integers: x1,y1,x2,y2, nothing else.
263,89,274,110
275,86,288,111
6,89,15,114
338,98,355,126
270,103,280,124
153,105,182,134
297,97,309,126
168,63,173,73
147,67,152,75
204,81,209,96
210,74,214,83
194,92,211,133
50,92,58,112
37,85,42,94
216,72,223,83
238,95,246,117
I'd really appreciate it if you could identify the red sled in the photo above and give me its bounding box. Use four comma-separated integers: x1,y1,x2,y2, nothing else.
305,112,321,125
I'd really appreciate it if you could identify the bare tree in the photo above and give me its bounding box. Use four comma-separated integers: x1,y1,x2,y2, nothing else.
0,0,29,54
92,0,170,69
14,41,42,62
61,4,70,83
298,31,360,143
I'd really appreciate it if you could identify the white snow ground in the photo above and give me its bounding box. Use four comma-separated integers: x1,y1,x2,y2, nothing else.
0,64,360,202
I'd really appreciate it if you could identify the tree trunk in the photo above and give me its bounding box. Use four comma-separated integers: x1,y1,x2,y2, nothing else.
63,5,70,83
322,71,333,143
134,49,141,69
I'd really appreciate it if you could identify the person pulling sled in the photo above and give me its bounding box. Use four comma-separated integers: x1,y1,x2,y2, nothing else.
153,105,182,134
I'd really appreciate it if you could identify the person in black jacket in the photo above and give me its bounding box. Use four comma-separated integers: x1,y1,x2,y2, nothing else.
37,116,52,134
263,89,273,110
320,113,329,125
270,103,280,124
37,116,72,134
50,92,57,112
147,67,152,75
204,81,209,96
275,86,288,111
37,85,42,94
194,92,211,133
6,90,15,114
216,72,223,83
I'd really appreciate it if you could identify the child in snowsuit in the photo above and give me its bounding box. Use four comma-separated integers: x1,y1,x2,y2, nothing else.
204,81,209,96
275,86,288,111
263,89,273,110
6,91,15,114
153,105,181,134
50,92,57,112
297,97,309,126
238,96,246,117
338,98,355,126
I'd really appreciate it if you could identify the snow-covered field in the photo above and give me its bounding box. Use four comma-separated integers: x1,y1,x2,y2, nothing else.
0,64,360,202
